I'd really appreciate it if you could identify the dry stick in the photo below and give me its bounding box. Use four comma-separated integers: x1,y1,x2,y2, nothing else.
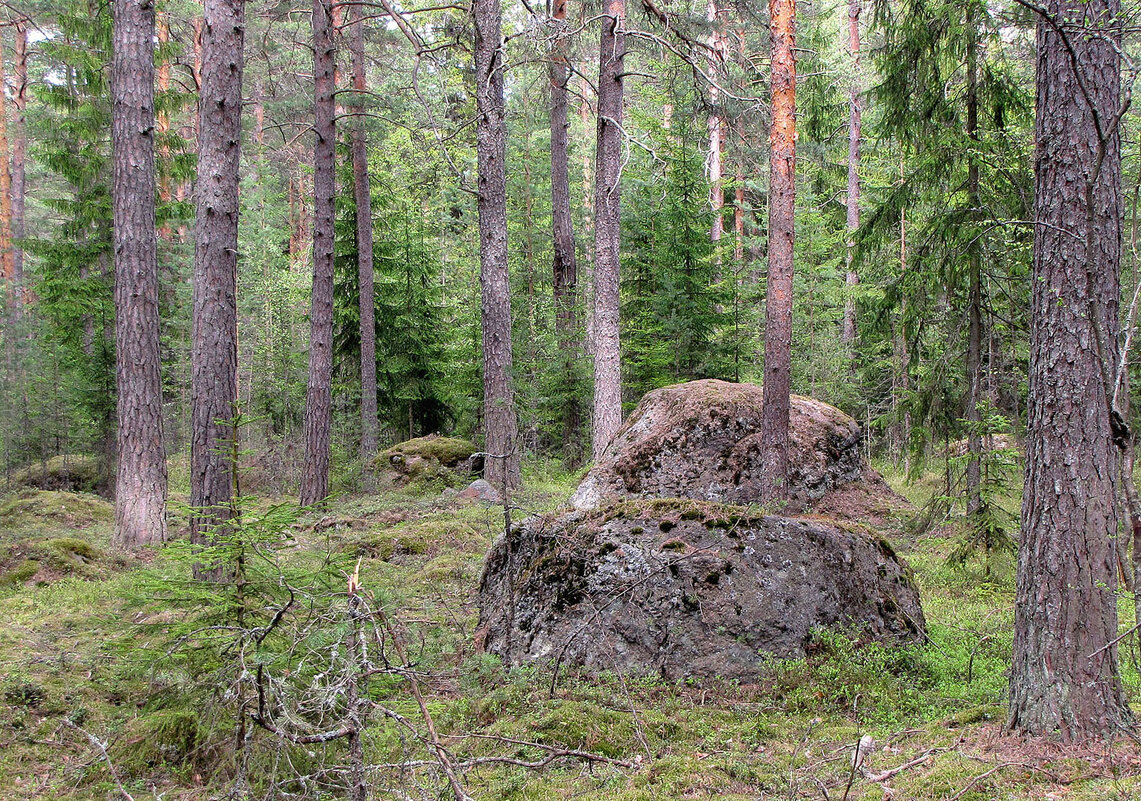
941,761,1060,801
375,605,472,801
1088,620,1141,660
60,719,134,801
861,747,944,783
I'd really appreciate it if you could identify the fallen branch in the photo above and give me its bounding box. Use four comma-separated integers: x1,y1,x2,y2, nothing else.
942,761,1062,801
60,719,134,801
862,747,944,782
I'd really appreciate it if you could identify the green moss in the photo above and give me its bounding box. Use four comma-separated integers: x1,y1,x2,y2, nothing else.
0,490,113,531
43,537,103,575
6,455,100,493
346,529,433,560
114,708,203,774
0,559,39,585
527,699,636,758
381,435,476,466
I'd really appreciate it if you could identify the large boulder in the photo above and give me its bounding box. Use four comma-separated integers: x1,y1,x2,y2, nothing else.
477,380,925,680
476,500,926,680
570,379,867,511
374,435,482,489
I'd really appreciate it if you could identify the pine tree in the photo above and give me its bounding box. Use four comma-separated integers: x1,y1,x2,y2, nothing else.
190,0,245,548
759,0,797,502
111,0,167,546
300,0,337,507
592,0,626,459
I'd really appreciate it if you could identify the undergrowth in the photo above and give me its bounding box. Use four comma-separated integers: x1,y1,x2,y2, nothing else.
0,458,1137,800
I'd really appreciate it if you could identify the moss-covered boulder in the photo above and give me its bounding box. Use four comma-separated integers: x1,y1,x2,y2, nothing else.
0,490,113,531
0,534,108,585
477,499,926,680
374,435,481,489
5,455,100,493
571,379,882,514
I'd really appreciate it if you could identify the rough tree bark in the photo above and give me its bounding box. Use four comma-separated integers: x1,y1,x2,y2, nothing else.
592,0,626,460
300,0,337,507
758,0,796,502
11,19,26,298
0,35,14,290
190,0,244,545
474,0,522,490
1008,0,1132,739
550,0,581,465
111,0,168,547
351,1,379,482
841,0,860,346
707,0,724,262
964,15,983,518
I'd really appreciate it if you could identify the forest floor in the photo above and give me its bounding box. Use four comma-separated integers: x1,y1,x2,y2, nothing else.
1,461,1140,800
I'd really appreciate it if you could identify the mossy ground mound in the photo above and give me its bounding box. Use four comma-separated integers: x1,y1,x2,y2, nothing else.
4,455,101,494
0,491,121,585
0,489,113,531
373,435,482,490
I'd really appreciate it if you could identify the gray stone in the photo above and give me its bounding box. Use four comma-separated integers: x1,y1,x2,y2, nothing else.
476,501,926,680
476,380,925,680
459,478,501,505
570,379,864,510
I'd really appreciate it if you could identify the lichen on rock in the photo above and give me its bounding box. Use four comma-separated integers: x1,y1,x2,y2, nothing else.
477,502,926,680
477,380,926,680
570,379,870,512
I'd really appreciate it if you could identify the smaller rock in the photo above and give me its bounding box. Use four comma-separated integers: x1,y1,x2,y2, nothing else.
459,479,501,505
372,435,479,490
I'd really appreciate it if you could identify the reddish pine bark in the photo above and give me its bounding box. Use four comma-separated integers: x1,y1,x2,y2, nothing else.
1008,0,1132,739
111,0,168,547
707,0,724,257
300,0,337,506
0,33,14,291
474,0,522,490
190,0,244,545
758,0,796,502
592,0,626,459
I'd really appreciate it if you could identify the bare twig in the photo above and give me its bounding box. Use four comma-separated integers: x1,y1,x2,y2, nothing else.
60,719,134,801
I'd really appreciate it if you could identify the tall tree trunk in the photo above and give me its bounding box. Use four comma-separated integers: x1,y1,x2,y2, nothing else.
707,0,724,264
841,0,860,347
474,0,522,490
11,20,26,300
111,0,168,547
300,0,337,506
351,2,379,481
964,17,984,517
190,0,244,545
592,0,626,459
758,0,796,502
897,154,911,472
550,0,581,465
0,35,14,292
1008,0,1131,739
579,74,595,357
